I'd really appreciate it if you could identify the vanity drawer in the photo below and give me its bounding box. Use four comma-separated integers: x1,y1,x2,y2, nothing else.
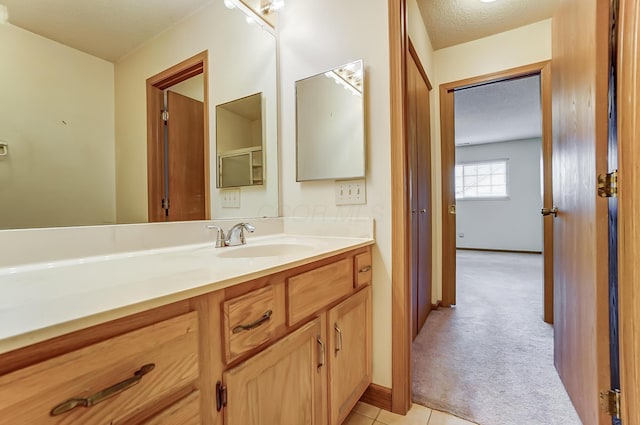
0,311,199,425
287,257,354,326
223,285,284,363
141,391,201,425
354,251,372,288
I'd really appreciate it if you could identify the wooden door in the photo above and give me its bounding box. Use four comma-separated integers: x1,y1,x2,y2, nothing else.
166,91,205,222
407,42,432,338
223,318,325,425
551,0,611,424
147,86,166,222
618,0,640,422
327,287,372,425
440,84,457,307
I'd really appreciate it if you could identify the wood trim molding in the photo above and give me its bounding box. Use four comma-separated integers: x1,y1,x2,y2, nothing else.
456,248,542,255
439,60,553,314
360,384,392,412
407,39,432,90
388,0,412,415
617,0,640,422
145,51,211,222
540,60,554,324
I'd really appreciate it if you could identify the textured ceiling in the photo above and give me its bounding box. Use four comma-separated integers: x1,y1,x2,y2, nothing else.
1,0,212,62
418,0,559,49
454,75,541,146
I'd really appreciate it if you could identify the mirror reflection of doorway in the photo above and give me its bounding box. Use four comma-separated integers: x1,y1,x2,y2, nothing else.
146,52,209,222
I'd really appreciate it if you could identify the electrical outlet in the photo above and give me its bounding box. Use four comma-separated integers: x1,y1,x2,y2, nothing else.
335,179,366,205
221,188,240,208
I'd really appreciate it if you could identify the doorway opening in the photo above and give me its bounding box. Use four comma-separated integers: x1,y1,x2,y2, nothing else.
146,51,210,222
411,71,581,425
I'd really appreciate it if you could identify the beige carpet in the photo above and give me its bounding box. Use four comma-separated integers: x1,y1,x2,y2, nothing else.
412,250,582,425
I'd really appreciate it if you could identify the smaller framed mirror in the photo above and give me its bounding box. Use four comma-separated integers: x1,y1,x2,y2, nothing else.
296,60,365,181
216,92,264,188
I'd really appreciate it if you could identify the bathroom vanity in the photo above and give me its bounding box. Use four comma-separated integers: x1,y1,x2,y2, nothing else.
0,233,373,425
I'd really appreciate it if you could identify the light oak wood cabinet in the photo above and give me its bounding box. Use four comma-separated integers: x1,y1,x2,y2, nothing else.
223,318,325,425
0,246,372,425
328,286,372,425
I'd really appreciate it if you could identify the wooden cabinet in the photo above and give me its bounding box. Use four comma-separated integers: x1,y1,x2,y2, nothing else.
0,311,199,425
141,391,202,425
327,287,373,425
0,246,372,425
223,318,326,425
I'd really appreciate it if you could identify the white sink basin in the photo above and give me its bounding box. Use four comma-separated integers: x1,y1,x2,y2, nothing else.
215,243,316,258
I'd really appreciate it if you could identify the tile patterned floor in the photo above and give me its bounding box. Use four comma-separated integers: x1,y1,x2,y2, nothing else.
344,402,479,425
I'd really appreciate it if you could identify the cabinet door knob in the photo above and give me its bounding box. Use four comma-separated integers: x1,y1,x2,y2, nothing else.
334,324,343,354
316,336,326,371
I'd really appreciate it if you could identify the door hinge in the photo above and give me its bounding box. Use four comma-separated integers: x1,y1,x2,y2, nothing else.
598,170,618,198
216,381,227,412
161,198,169,210
161,110,169,122
599,389,621,418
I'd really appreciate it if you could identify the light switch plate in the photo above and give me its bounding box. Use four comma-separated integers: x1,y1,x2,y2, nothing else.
221,188,240,208
335,179,366,205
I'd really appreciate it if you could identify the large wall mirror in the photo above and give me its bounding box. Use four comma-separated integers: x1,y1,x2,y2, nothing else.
0,0,278,230
296,60,365,181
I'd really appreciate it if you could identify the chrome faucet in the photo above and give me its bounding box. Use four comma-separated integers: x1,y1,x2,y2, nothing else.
225,222,255,246
206,222,255,247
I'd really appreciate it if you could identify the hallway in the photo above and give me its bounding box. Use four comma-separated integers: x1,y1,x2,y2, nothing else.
412,251,581,425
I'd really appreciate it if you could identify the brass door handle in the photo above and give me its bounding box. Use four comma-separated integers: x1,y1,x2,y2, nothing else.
232,310,272,334
541,207,558,217
50,363,155,416
317,335,326,371
334,324,343,354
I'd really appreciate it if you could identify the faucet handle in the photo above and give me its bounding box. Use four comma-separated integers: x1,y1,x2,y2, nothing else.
206,225,226,248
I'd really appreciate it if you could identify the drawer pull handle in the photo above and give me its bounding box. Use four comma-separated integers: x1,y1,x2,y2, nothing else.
334,323,343,354
50,363,155,416
359,265,372,273
233,310,273,334
317,335,326,371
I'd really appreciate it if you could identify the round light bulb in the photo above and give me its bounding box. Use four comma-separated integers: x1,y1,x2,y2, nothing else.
480,0,498,2
224,0,236,9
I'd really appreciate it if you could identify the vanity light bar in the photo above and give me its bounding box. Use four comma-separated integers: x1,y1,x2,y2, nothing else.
223,0,275,35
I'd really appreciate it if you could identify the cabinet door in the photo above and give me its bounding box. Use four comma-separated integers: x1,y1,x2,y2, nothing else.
223,317,326,425
327,286,372,425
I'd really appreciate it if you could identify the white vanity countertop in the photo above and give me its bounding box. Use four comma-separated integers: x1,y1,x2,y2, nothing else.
0,234,374,354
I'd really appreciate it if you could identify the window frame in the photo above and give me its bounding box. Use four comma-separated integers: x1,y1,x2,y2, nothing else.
454,158,510,201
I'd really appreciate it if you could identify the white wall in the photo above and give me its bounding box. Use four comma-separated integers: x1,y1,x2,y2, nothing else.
0,24,115,229
278,0,393,386
455,139,542,252
114,1,278,222
430,19,552,303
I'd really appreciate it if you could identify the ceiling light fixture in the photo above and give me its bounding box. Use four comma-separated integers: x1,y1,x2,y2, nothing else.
223,0,275,35
261,0,285,14
479,0,498,3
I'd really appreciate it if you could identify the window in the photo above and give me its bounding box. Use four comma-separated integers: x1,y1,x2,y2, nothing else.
455,160,508,199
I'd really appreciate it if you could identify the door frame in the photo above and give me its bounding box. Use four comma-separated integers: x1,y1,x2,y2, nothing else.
146,51,211,222
438,62,553,319
617,0,640,421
